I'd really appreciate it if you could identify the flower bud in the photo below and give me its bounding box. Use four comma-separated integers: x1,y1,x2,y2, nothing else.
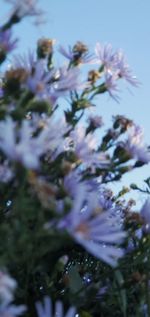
37,38,56,58
4,68,28,95
27,100,52,114
72,41,88,64
73,41,88,55
88,70,100,84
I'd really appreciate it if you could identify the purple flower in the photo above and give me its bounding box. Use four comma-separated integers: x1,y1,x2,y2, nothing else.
63,170,112,211
26,60,52,99
66,125,109,169
104,73,120,103
56,169,99,215
95,42,115,72
37,115,70,160
50,66,82,96
64,169,86,200
0,117,42,169
11,53,51,100
123,124,150,163
113,50,140,87
58,188,126,267
11,54,83,104
35,296,76,317
95,42,139,86
59,43,96,65
95,42,139,99
0,115,70,169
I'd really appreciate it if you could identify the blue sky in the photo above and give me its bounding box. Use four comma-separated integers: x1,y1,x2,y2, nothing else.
1,0,150,203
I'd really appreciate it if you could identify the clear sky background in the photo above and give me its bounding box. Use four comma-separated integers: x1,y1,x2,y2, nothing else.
1,0,150,204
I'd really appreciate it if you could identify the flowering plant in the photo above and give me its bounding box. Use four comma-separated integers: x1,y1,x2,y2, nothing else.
0,1,150,317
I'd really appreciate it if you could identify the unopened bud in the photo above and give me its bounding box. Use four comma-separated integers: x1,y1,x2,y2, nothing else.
131,271,142,283
72,41,88,65
5,68,28,95
88,70,100,84
61,161,73,176
37,38,56,58
27,100,52,114
130,183,138,190
73,41,88,54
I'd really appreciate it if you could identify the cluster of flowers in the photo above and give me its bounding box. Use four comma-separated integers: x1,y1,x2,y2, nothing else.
0,1,150,317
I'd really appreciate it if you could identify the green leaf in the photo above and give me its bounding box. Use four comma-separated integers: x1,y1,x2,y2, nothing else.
80,311,92,317
68,264,83,294
115,270,127,317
